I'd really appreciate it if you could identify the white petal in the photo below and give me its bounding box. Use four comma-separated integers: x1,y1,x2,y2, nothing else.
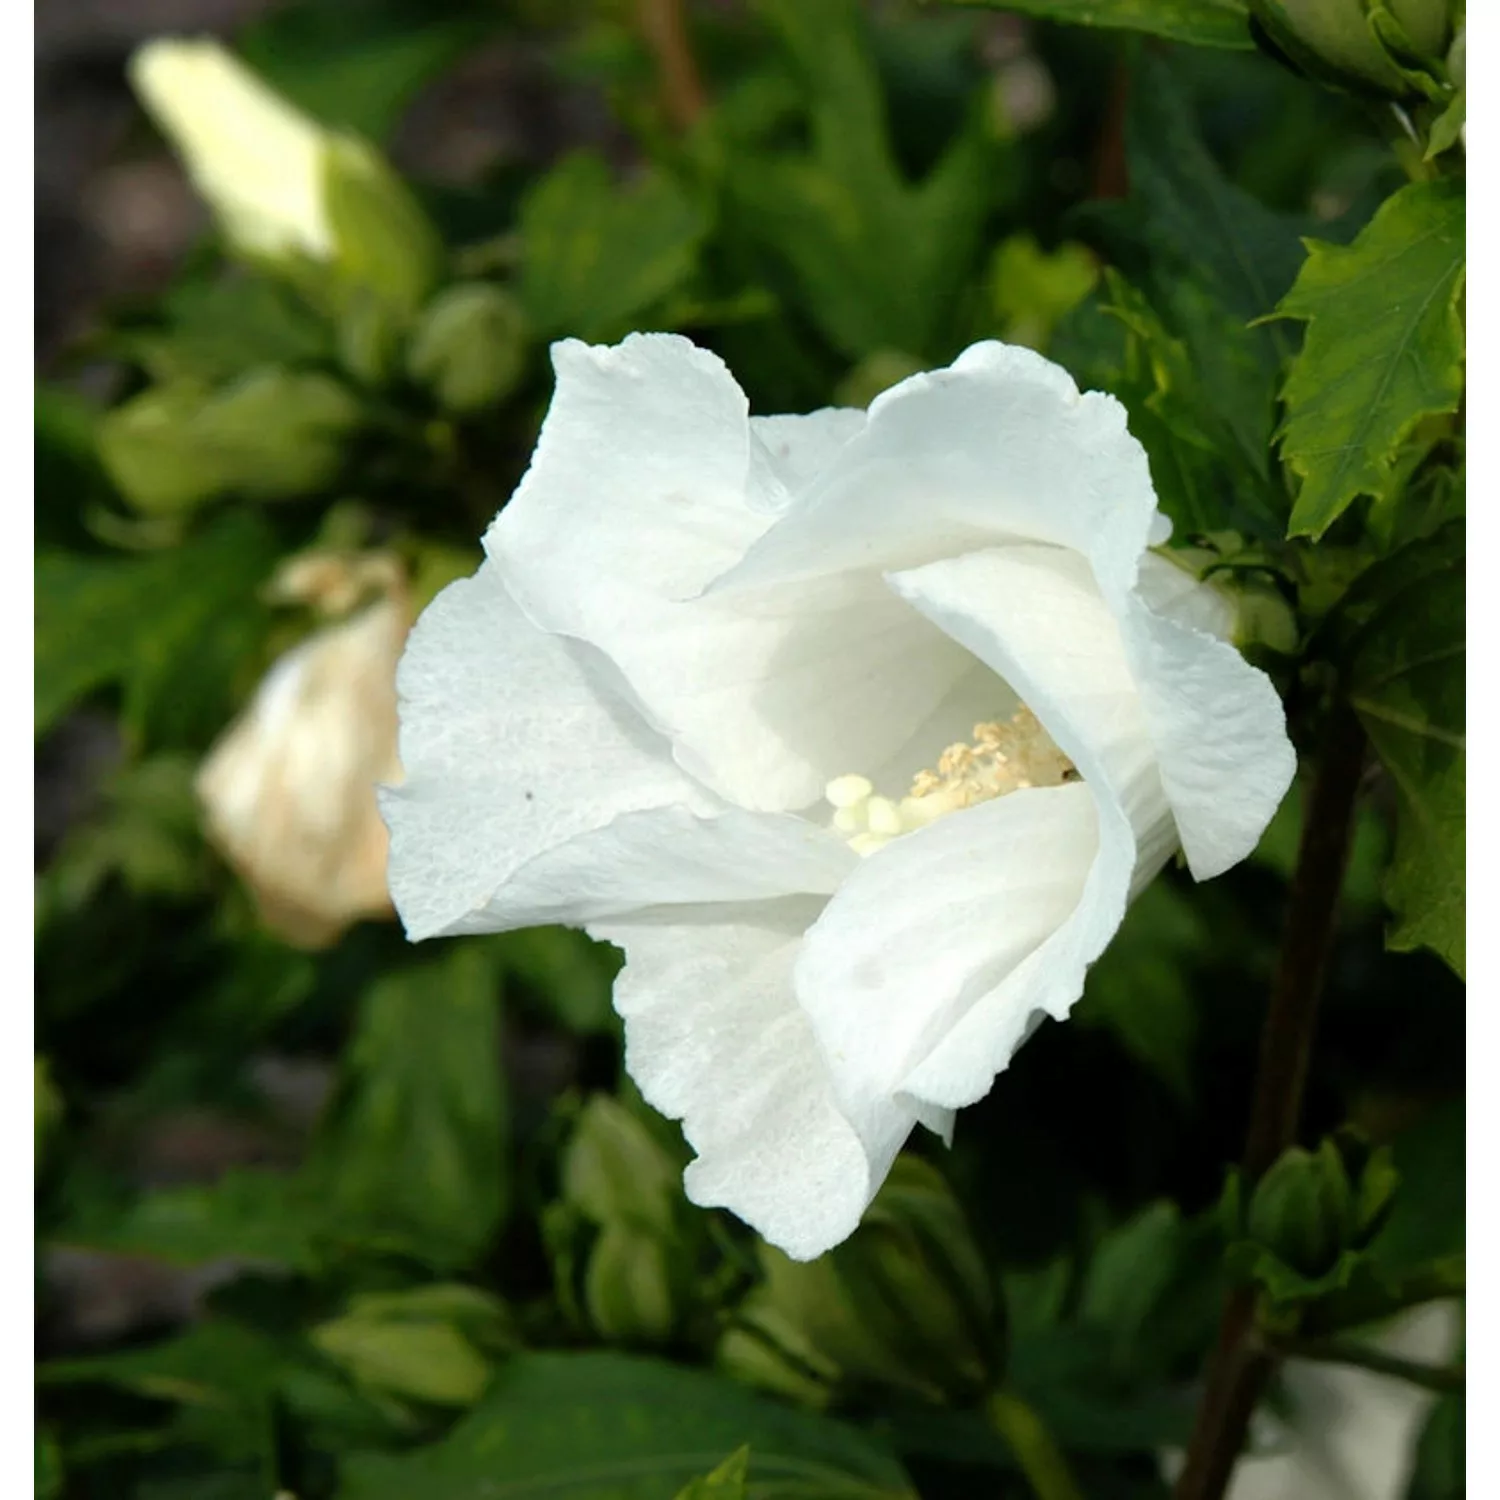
713,341,1159,599
1121,599,1296,881
813,542,1183,1112
449,805,857,934
591,899,919,1261
794,784,1100,1123
488,336,972,811
490,334,760,615
748,408,866,512
381,560,710,940
888,544,1175,865
1135,551,1236,640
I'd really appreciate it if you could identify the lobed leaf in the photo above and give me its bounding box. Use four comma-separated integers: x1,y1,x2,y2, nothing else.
1273,179,1465,538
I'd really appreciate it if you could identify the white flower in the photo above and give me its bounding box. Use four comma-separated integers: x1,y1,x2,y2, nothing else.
199,556,408,950
382,334,1295,1260
129,38,338,260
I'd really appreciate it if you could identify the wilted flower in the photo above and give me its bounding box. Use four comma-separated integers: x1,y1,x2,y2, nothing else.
129,38,438,307
198,554,408,949
383,334,1294,1259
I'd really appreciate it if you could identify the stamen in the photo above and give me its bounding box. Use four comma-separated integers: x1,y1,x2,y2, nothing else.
822,706,1078,856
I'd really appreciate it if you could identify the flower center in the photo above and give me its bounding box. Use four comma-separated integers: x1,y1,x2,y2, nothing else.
823,707,1078,857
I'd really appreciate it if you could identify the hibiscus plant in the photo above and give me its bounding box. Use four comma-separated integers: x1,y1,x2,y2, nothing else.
36,2,1463,1499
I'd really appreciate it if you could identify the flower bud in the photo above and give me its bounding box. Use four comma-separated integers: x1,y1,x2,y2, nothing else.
310,1284,514,1408
560,1094,683,1235
321,135,442,314
1254,0,1450,94
406,284,531,415
1247,1145,1352,1278
129,39,439,309
196,555,409,948
1244,1133,1397,1280
337,292,408,388
718,1156,1002,1406
552,1096,702,1346
582,1223,682,1346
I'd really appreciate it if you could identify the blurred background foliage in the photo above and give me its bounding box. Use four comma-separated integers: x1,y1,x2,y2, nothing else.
35,1,1462,1497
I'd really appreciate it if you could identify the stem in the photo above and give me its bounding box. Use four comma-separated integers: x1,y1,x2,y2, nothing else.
1091,60,1131,201
1173,700,1368,1500
1244,701,1367,1180
1265,1335,1465,1395
986,1389,1086,1500
636,0,707,133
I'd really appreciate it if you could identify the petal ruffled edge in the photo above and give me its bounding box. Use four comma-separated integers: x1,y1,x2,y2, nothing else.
592,898,919,1261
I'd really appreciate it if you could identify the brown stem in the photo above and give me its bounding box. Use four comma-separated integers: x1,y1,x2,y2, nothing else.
1173,700,1368,1500
1091,59,1131,201
636,0,707,133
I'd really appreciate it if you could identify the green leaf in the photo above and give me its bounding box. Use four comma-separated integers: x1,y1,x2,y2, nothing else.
41,755,209,909
1273,179,1465,538
1125,54,1307,336
238,3,484,142
337,1351,915,1500
1367,1097,1465,1273
519,153,708,342
36,387,112,549
40,1319,287,1469
1406,1391,1464,1500
129,275,334,385
35,1431,62,1500
988,235,1100,352
725,0,994,360
1080,56,1305,531
1348,526,1464,974
1096,275,1239,536
309,941,508,1267
35,513,278,744
674,1447,751,1499
1426,90,1465,160
948,0,1251,50
54,1168,325,1271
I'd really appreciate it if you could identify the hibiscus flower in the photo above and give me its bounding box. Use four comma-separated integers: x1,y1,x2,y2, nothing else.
382,334,1294,1260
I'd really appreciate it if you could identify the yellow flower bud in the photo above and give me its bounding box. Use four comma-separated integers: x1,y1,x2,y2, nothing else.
130,38,440,308
129,38,335,260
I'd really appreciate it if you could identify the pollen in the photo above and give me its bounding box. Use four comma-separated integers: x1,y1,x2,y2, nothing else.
823,706,1078,856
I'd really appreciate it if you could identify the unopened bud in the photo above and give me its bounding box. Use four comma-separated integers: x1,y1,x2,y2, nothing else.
407,284,530,414
129,38,440,310
1254,0,1451,95
718,1155,1002,1405
322,137,442,314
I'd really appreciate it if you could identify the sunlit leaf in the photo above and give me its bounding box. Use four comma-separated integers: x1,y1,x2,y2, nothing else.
1273,179,1465,538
